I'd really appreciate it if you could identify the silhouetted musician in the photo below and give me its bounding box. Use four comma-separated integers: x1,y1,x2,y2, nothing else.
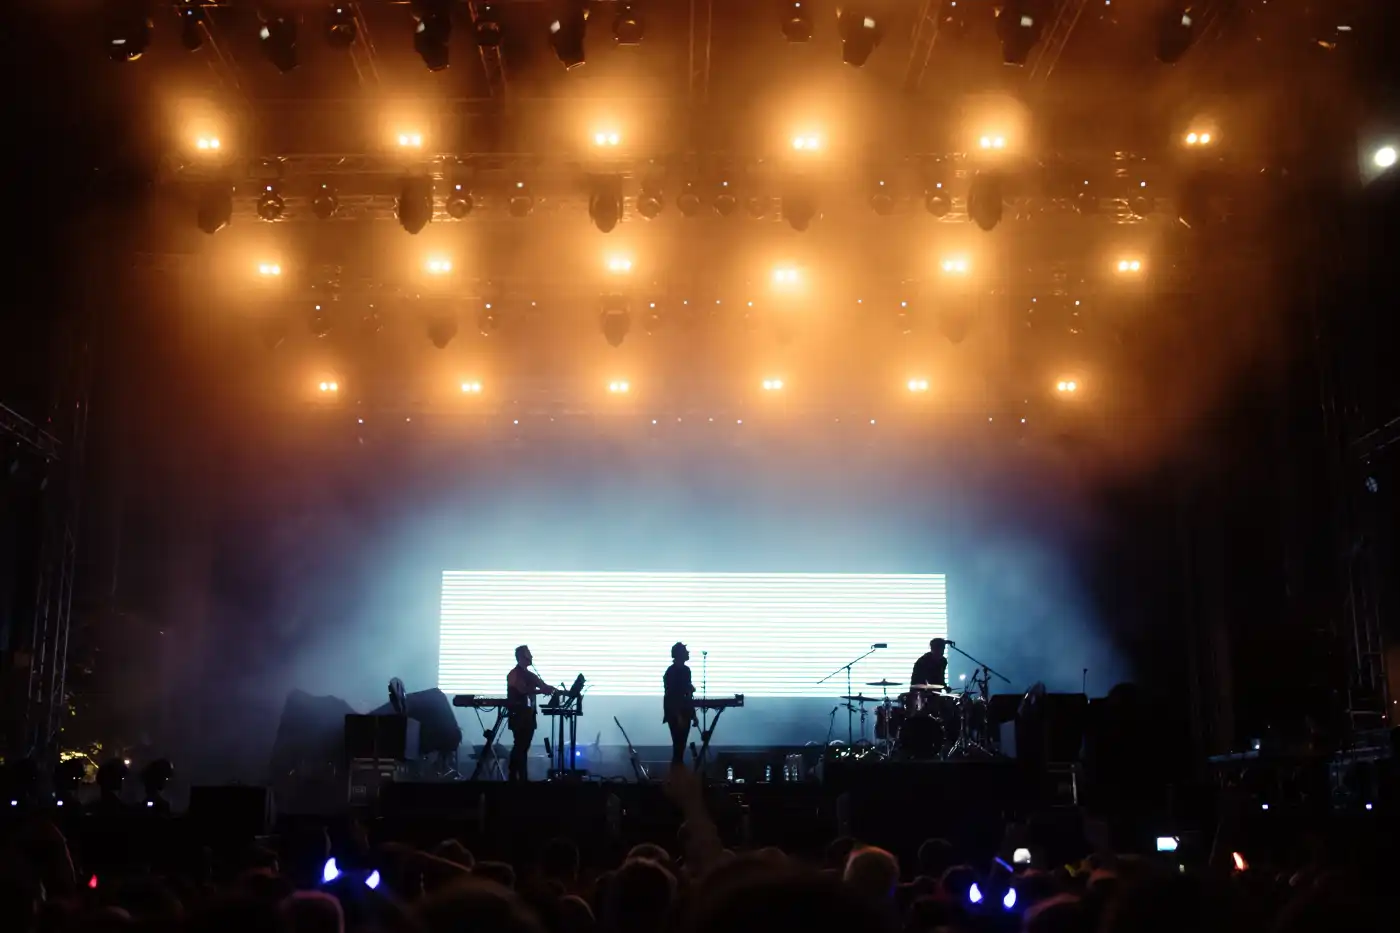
910,638,950,689
663,642,696,766
506,645,556,781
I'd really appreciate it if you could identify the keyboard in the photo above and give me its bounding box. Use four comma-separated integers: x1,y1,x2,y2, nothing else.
693,695,744,710
452,695,511,709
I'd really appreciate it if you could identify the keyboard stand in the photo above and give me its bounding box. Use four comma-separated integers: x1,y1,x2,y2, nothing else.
692,707,729,776
469,708,507,781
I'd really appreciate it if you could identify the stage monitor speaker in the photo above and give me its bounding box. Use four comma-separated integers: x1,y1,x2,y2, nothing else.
345,714,421,761
1016,693,1087,764
188,785,272,839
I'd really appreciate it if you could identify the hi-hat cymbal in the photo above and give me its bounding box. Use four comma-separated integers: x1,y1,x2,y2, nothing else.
910,684,949,691
841,694,880,703
865,680,902,687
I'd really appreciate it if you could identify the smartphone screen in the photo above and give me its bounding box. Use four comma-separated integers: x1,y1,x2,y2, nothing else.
1013,847,1032,865
1156,836,1179,853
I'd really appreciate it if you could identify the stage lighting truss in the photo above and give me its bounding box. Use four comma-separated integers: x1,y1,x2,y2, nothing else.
714,178,738,217
636,177,664,219
259,12,299,73
550,0,589,69
676,182,702,217
312,182,339,219
323,3,357,48
613,2,644,45
445,181,474,219
600,294,632,347
413,0,453,71
780,0,813,42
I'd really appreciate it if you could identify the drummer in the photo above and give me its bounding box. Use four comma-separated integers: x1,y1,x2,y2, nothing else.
909,638,950,689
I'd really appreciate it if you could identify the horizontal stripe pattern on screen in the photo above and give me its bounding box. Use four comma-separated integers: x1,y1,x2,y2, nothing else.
439,571,948,698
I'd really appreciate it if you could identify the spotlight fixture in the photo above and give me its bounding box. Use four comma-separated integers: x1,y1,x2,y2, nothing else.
780,1,813,42
258,12,300,73
593,130,622,148
324,4,357,47
256,183,286,221
1074,177,1099,215
997,0,1042,66
608,380,631,394
907,379,930,393
607,256,633,274
478,302,503,335
924,180,951,217
714,180,737,216
195,136,221,153
762,378,784,391
1157,3,1195,64
637,179,664,219
791,134,822,152
1184,131,1213,147
772,267,800,285
966,172,1004,231
427,316,458,349
257,262,282,277
782,181,817,232
397,176,434,234
473,2,503,46
310,303,332,338
838,7,883,67
1115,259,1143,274
460,381,483,394
508,180,534,217
589,174,625,233
979,135,1008,151
600,296,631,347
1129,181,1153,216
869,178,895,216
397,132,425,149
445,182,473,218
425,257,453,275
549,0,589,69
941,257,969,275
676,182,702,217
176,2,207,52
312,183,339,219
195,181,233,234
613,2,644,45
105,9,154,61
1056,379,1079,394
412,0,452,71
1376,146,1398,170
318,379,340,394
746,195,768,219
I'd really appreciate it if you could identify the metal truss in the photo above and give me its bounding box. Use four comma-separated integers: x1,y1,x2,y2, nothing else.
689,0,714,106
466,2,507,99
1026,0,1092,86
903,0,944,93
21,349,90,763
0,402,62,461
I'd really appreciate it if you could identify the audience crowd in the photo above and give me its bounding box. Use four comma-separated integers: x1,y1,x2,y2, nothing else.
1,767,1390,933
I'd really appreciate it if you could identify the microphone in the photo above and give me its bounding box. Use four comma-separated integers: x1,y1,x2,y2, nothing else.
946,641,956,647
872,643,888,649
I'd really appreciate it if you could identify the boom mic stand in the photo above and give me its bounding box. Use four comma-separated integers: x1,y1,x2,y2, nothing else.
946,643,1011,759
818,644,885,746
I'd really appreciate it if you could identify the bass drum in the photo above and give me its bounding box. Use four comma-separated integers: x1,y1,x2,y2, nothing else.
875,705,905,741
897,715,944,759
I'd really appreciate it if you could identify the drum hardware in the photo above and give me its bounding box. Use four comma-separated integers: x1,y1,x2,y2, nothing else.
817,644,888,746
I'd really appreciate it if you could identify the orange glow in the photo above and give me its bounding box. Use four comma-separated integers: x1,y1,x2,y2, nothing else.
607,256,633,274
791,134,822,152
257,262,282,277
941,257,970,275
460,380,483,394
1116,259,1143,274
318,380,339,394
907,379,930,393
397,132,424,149
1056,379,1079,395
762,378,784,391
425,257,453,275
593,130,622,147
608,380,630,394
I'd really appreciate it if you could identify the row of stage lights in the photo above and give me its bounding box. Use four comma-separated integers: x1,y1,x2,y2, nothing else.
107,2,885,72
311,373,1085,399
105,1,1230,73
258,252,1147,348
188,124,1226,236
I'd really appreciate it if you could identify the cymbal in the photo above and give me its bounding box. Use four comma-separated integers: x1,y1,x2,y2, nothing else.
910,684,949,691
865,680,902,687
841,694,880,703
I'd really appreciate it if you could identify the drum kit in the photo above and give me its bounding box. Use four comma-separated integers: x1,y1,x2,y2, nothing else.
837,665,1004,761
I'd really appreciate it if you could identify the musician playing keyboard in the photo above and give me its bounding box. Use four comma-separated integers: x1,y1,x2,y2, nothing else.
506,645,557,782
663,642,696,766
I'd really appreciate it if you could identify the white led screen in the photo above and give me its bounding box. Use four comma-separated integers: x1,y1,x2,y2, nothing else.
439,571,948,698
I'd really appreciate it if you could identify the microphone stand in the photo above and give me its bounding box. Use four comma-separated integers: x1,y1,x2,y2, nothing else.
818,646,882,746
947,643,1011,691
